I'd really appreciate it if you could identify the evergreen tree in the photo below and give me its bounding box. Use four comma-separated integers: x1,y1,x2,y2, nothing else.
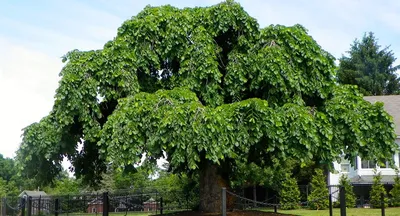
389,171,400,207
308,169,329,210
337,32,400,95
279,174,300,210
370,171,388,208
338,175,356,208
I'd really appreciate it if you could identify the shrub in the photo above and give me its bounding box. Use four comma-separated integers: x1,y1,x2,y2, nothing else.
338,174,356,208
279,174,300,210
370,171,388,208
308,169,329,210
389,171,400,207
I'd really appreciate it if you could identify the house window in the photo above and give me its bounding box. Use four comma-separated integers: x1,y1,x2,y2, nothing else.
380,161,390,168
361,160,376,169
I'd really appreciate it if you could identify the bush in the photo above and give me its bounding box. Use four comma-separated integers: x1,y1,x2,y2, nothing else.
279,174,300,210
338,174,356,208
370,171,388,208
308,169,329,210
389,172,400,207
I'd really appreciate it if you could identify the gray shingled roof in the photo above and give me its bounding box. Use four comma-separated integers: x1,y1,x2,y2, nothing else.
364,95,400,136
350,175,397,185
18,190,48,198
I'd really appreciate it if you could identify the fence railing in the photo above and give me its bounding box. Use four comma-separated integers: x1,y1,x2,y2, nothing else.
1,185,392,216
1,189,197,216
222,186,390,216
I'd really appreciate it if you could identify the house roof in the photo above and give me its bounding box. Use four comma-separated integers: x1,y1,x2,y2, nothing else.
18,190,48,198
88,197,103,205
364,95,400,136
350,175,397,185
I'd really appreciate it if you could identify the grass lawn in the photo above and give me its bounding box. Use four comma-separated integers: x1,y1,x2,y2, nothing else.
263,207,400,216
59,208,400,216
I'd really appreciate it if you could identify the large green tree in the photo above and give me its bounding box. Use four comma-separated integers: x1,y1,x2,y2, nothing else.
16,1,398,212
337,32,400,95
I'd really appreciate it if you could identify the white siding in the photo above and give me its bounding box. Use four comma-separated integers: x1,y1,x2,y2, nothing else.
328,138,400,185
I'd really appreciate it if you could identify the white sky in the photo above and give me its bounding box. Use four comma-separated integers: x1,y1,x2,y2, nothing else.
1,0,400,160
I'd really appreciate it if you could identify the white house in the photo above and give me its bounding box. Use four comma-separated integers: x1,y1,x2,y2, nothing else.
328,95,400,202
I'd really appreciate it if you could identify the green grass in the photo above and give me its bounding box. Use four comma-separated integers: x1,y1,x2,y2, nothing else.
58,208,400,216
262,207,400,216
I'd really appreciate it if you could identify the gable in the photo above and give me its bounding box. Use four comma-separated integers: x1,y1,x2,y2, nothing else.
18,190,48,198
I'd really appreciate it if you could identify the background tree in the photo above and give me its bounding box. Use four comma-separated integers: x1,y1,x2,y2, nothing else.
0,178,19,197
16,1,398,212
113,167,151,191
152,167,199,210
308,169,329,210
337,32,400,95
279,174,300,210
44,177,81,195
370,171,388,208
338,174,356,208
389,170,400,207
0,178,8,197
0,155,17,182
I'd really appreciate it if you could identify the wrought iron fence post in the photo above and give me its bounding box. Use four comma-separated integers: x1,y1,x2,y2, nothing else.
381,192,385,216
274,196,277,213
21,197,26,216
329,193,333,216
155,192,158,215
27,197,32,216
55,198,59,216
340,186,346,216
222,188,226,216
160,197,163,215
38,195,41,215
102,192,109,216
125,194,128,215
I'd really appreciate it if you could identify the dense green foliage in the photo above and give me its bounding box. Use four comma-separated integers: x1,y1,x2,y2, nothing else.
279,174,300,210
389,172,400,207
0,155,25,197
15,1,397,205
307,169,329,210
44,177,81,195
338,174,356,208
337,32,400,95
370,172,388,208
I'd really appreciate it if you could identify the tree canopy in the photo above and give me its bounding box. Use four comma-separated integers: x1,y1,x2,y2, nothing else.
16,0,398,212
337,32,400,95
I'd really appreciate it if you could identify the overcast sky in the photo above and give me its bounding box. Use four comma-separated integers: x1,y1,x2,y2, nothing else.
1,0,400,159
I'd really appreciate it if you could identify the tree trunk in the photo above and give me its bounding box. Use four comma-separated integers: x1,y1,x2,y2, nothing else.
199,164,229,213
253,184,257,207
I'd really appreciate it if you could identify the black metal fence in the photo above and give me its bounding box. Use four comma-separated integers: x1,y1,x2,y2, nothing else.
1,189,198,216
